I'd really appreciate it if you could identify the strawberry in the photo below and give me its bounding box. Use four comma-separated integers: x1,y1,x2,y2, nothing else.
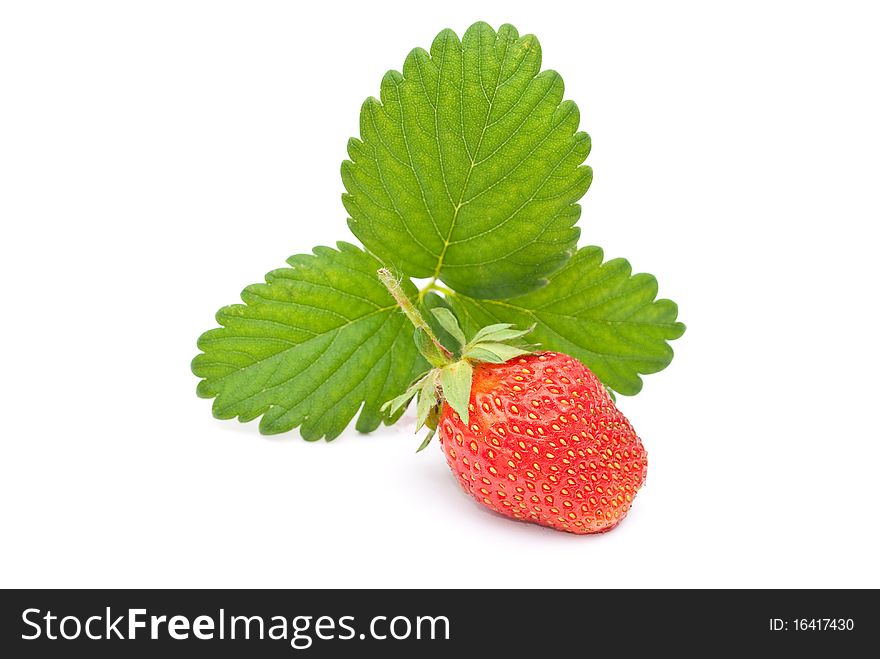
377,268,647,534
437,352,646,534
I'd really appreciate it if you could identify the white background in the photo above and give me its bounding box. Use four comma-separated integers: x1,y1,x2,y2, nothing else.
2,1,879,589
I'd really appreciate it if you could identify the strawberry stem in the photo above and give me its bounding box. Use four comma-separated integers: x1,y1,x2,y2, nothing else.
377,268,453,362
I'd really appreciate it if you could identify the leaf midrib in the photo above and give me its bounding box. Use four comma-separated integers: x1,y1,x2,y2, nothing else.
430,28,513,282
210,305,396,387
476,297,680,330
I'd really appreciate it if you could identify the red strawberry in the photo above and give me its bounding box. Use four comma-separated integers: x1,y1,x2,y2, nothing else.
376,268,648,534
437,352,646,534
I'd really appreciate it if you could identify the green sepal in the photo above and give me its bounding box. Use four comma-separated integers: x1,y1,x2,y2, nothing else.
423,405,439,431
415,426,437,453
380,375,426,416
430,307,466,348
439,360,473,424
415,372,440,430
462,342,532,364
414,328,450,368
470,323,534,344
420,292,461,358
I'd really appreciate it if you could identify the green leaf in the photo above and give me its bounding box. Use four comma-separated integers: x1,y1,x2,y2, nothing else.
430,307,466,347
447,246,685,395
342,21,591,300
439,360,474,424
191,242,427,440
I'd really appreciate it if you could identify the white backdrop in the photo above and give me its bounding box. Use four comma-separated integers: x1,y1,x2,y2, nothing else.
2,1,878,588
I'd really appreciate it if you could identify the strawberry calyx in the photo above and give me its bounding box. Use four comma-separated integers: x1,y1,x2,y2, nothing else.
377,268,535,451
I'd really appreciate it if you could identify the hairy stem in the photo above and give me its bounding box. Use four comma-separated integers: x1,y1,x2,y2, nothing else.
377,268,453,360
